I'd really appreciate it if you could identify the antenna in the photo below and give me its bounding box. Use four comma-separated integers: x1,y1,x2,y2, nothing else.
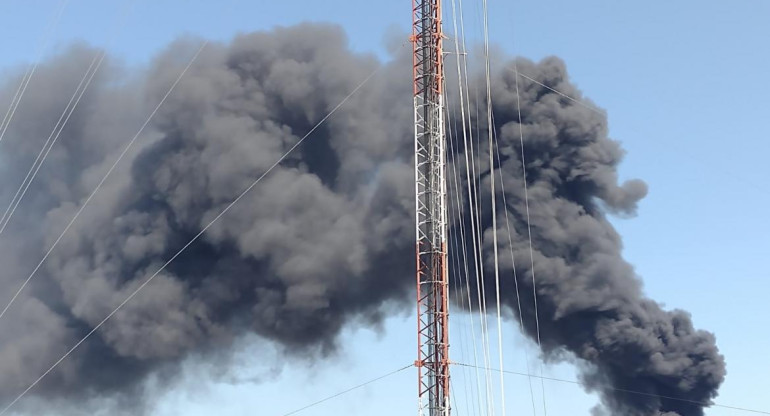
412,1,450,415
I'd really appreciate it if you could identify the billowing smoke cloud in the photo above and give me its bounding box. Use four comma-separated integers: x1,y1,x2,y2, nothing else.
0,23,723,415
444,56,725,415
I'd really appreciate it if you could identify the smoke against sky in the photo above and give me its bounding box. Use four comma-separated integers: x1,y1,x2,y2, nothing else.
445,57,724,415
0,23,723,415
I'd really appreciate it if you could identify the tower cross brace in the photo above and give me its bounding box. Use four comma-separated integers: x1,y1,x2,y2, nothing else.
412,1,450,415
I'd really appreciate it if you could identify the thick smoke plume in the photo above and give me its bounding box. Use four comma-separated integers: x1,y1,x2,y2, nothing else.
0,24,723,415
445,58,725,415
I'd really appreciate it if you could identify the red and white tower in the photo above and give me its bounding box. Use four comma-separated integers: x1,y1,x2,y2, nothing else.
412,1,450,415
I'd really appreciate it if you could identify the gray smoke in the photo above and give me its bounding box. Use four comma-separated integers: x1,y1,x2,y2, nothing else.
0,24,723,415
445,57,725,415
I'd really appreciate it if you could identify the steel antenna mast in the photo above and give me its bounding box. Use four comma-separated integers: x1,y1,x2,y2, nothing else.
412,0,450,415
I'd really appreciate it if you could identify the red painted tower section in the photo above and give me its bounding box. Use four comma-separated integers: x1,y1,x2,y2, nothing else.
412,1,450,415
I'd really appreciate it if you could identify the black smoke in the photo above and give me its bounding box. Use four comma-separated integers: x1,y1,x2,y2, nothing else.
0,24,723,415
444,56,725,415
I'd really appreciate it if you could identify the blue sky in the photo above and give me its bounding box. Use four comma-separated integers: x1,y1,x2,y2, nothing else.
1,0,769,415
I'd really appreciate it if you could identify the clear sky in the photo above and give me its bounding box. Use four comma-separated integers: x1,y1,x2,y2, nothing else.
0,0,769,415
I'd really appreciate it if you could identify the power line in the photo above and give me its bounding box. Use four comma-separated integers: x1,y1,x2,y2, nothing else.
454,6,495,411
443,48,478,416
493,117,537,415
280,364,412,416
0,0,250,324
0,62,382,415
0,0,138,236
452,362,770,415
0,0,70,147
514,71,606,116
510,63,770,416
444,4,487,409
511,60,548,416
454,8,496,413
0,40,208,323
479,0,507,414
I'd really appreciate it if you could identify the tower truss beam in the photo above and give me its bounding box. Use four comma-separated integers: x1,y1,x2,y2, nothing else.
412,1,450,415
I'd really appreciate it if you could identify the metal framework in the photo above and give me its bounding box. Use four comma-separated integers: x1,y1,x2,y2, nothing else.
412,0,450,415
